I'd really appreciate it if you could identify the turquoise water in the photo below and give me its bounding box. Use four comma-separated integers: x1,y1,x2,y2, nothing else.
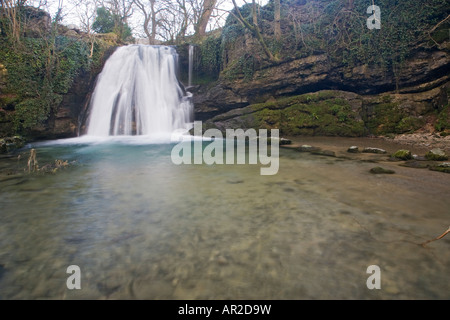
0,137,449,299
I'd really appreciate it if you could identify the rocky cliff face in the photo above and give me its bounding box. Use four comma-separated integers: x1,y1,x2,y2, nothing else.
190,0,450,137
193,40,450,128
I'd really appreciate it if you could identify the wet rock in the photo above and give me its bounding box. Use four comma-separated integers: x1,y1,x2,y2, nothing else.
311,150,336,157
280,138,292,145
0,136,25,154
401,161,431,169
363,147,387,154
0,264,4,280
430,163,450,173
412,155,427,161
370,167,395,174
347,146,359,153
425,148,448,161
298,145,321,152
392,150,413,160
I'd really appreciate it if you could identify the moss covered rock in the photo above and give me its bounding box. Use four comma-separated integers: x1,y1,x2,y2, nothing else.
429,163,450,173
392,149,413,160
425,148,448,161
0,136,25,154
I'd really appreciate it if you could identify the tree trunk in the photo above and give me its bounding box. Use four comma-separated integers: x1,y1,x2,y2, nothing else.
196,0,217,37
274,0,281,41
150,0,156,44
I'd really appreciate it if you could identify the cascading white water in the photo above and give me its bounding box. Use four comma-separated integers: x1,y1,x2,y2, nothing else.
86,45,193,137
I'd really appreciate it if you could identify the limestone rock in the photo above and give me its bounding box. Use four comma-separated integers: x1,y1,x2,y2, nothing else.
425,148,448,161
298,145,321,152
363,147,387,154
347,146,359,153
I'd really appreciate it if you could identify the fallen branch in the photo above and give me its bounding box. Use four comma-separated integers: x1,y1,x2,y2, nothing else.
421,226,450,247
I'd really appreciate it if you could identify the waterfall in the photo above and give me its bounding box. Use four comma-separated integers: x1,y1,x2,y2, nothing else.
188,45,194,87
86,45,193,137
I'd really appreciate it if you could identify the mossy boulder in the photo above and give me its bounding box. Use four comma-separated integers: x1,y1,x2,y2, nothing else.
425,148,448,161
392,150,413,160
0,136,25,154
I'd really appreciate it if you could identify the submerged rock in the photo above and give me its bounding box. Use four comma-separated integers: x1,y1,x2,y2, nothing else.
311,150,336,157
347,146,359,153
298,145,321,152
425,148,448,161
401,161,431,169
363,147,387,154
412,155,427,161
392,150,413,160
370,167,395,174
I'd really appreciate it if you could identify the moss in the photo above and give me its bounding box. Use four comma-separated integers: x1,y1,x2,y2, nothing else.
425,150,449,161
364,102,406,135
392,149,413,160
435,104,450,132
249,92,366,137
430,26,450,44
396,117,425,133
429,165,450,174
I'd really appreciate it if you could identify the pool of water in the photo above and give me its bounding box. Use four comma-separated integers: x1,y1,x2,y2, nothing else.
0,137,449,299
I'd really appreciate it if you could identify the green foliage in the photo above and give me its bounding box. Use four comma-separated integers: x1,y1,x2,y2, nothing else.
222,53,258,81
363,101,426,135
219,0,450,82
93,7,132,42
0,34,92,133
93,7,115,34
250,92,366,137
435,104,450,131
197,35,222,81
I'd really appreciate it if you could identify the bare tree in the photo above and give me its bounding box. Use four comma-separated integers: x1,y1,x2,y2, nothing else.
71,0,98,56
194,0,216,37
0,0,27,44
133,0,158,43
231,0,276,61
